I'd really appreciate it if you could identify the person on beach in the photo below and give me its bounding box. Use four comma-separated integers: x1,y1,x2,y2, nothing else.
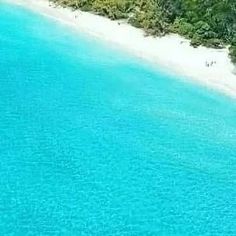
205,61,216,67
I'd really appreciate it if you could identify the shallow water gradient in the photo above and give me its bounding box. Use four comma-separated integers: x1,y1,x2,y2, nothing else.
0,3,236,235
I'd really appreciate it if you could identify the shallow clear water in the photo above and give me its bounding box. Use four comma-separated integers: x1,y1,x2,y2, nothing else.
0,2,236,235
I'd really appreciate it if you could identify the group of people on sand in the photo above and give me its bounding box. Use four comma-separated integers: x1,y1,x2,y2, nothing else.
205,61,216,67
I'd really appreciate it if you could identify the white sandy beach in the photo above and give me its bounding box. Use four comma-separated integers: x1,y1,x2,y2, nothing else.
5,0,236,98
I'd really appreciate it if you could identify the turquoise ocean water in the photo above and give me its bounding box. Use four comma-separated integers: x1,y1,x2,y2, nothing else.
0,2,236,235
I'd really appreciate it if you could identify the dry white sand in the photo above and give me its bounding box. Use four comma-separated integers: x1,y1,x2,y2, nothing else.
6,0,236,98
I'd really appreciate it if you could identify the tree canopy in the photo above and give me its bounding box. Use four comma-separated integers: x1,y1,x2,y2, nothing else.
51,0,236,63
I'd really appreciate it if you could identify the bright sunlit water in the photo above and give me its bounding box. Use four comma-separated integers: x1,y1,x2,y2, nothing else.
0,2,236,235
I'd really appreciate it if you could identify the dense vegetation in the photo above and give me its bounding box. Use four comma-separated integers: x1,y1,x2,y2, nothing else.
51,0,236,63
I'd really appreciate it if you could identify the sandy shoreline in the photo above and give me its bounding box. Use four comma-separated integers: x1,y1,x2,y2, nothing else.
5,0,236,98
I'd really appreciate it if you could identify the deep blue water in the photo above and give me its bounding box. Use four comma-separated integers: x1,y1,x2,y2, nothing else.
0,2,236,235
